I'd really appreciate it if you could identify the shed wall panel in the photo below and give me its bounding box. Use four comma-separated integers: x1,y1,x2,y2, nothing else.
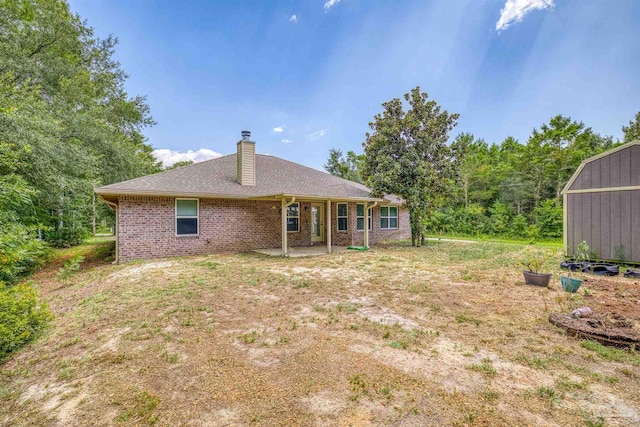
572,165,586,190
568,145,640,191
582,194,592,254
600,192,611,260
572,194,582,257
632,146,640,186
600,155,610,188
610,192,621,260
591,161,601,191
567,195,575,255
580,165,592,191
590,193,601,259
620,191,632,261
632,190,640,262
610,151,622,188
621,151,632,187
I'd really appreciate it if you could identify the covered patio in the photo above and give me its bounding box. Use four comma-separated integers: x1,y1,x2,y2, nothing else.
253,246,349,257
249,193,383,257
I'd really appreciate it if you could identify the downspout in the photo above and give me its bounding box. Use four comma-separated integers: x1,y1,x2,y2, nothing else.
98,195,119,264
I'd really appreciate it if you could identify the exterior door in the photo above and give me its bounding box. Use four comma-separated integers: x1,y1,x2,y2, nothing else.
311,203,324,242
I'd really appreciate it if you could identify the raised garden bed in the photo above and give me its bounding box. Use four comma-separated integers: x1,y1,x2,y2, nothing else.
549,312,640,349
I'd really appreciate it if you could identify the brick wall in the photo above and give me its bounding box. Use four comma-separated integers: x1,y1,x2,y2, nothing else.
116,196,410,262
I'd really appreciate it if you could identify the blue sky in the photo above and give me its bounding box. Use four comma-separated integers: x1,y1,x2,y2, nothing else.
69,0,640,168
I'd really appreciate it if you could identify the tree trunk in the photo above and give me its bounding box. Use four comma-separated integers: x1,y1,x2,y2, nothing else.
464,177,469,208
92,191,96,235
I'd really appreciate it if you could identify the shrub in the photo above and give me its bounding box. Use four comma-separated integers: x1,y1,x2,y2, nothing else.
56,255,85,281
532,199,563,238
0,282,52,361
510,214,529,238
0,222,50,284
45,227,86,248
488,202,512,235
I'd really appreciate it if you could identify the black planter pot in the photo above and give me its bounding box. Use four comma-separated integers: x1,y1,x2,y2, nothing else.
523,271,552,287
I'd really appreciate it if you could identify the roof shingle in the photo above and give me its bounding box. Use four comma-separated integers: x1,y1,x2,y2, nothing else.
96,154,402,204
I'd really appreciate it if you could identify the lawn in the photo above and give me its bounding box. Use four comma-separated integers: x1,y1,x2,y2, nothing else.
1,240,639,426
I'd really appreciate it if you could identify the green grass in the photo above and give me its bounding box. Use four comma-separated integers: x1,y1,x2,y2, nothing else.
455,314,481,326
536,386,561,404
581,340,640,365
469,358,497,377
425,233,563,248
115,390,160,424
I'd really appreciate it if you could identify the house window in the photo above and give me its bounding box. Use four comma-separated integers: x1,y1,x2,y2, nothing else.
176,199,198,235
356,203,372,231
380,206,398,229
337,203,348,231
287,203,299,232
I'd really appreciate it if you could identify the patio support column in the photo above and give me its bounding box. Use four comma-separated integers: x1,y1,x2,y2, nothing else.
364,201,377,249
281,196,296,256
281,198,287,256
326,200,332,254
364,202,369,248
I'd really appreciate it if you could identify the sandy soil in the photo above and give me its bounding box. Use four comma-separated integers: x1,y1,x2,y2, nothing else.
1,241,639,426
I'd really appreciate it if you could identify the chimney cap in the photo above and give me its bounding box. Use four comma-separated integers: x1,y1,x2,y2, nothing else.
241,130,251,141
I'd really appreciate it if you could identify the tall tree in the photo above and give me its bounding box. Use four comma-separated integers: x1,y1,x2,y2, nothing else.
623,111,640,142
524,115,611,202
0,0,160,245
323,148,365,183
362,86,459,246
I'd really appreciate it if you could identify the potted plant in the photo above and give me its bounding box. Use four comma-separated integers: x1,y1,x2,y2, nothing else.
521,249,554,287
561,241,587,293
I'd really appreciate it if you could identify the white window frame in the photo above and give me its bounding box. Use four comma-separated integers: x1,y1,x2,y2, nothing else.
356,203,372,232
380,205,398,229
287,202,300,233
176,198,199,236
337,203,348,232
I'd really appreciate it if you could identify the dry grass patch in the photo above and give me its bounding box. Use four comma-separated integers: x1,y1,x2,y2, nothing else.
1,241,640,425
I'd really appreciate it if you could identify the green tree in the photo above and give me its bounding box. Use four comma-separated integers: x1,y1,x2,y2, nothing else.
324,148,365,183
623,111,640,142
165,160,194,170
524,115,611,203
0,0,160,245
362,86,459,246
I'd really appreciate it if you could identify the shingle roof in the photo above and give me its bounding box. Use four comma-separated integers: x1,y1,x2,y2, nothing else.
95,154,402,204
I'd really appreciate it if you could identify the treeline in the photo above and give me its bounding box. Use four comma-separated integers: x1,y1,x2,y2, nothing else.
1,0,160,283
327,112,640,241
1,0,159,358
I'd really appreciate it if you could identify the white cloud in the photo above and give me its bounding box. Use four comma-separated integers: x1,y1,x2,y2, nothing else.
496,0,554,31
289,14,297,23
153,148,222,167
324,0,341,11
273,126,284,132
306,129,327,140
281,139,292,144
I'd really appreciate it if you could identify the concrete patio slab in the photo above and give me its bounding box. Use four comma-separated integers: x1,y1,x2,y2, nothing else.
253,246,349,257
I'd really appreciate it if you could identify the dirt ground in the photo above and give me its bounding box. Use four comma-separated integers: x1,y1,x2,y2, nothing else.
1,240,640,426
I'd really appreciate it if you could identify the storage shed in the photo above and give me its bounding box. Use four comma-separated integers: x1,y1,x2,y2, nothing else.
562,140,640,263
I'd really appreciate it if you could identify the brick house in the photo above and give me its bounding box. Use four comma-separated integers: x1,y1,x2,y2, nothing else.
95,131,410,262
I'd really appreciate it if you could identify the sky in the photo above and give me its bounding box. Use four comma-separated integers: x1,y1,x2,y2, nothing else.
68,0,640,168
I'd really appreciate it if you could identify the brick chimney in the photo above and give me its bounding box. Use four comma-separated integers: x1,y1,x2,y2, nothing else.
237,130,256,186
